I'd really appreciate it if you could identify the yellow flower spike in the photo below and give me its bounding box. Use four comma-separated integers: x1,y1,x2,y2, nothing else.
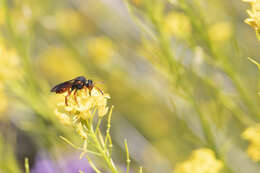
163,12,191,39
247,143,260,162
208,22,232,42
64,105,74,112
242,124,260,161
53,85,123,173
174,148,223,173
98,106,109,117
243,0,260,33
55,9,84,36
54,88,110,124
54,110,71,126
0,45,22,81
86,36,115,64
37,47,85,80
80,111,92,120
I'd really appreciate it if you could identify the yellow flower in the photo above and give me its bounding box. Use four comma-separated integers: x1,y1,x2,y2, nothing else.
0,44,21,81
86,36,115,64
174,148,223,173
243,0,260,32
55,9,84,36
163,12,191,39
208,22,232,42
37,47,86,80
54,107,71,126
242,124,260,161
54,88,110,126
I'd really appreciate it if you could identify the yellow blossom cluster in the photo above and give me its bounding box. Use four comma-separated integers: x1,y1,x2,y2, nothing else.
242,124,260,162
38,47,86,80
163,12,191,39
0,44,21,81
243,0,260,32
55,9,84,36
86,36,115,64
208,22,232,42
54,88,110,128
174,148,223,173
54,87,119,173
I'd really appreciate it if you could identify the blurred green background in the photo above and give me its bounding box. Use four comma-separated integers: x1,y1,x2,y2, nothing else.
1,0,260,172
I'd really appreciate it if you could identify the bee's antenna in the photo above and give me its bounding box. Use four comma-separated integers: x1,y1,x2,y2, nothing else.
94,81,104,85
94,83,104,95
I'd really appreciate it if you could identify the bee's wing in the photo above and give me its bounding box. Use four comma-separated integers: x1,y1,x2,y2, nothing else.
50,79,75,93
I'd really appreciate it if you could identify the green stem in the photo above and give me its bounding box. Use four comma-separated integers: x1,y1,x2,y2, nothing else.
25,158,30,173
89,126,118,173
124,139,131,173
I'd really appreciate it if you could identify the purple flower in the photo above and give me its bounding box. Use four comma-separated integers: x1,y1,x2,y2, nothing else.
31,152,94,173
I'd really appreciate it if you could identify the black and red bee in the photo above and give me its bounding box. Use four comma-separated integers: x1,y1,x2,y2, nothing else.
51,76,103,106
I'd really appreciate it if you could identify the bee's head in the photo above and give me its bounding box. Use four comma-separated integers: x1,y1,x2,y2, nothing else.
86,79,94,88
86,79,104,95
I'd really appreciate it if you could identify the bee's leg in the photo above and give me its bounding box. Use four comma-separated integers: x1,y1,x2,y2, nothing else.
74,89,79,105
83,86,90,96
65,90,72,106
88,87,93,96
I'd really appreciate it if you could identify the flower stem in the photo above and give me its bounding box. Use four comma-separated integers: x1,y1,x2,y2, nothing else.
124,139,131,173
24,158,30,173
90,126,118,173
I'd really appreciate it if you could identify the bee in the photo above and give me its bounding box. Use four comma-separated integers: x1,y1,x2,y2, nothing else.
51,76,103,106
